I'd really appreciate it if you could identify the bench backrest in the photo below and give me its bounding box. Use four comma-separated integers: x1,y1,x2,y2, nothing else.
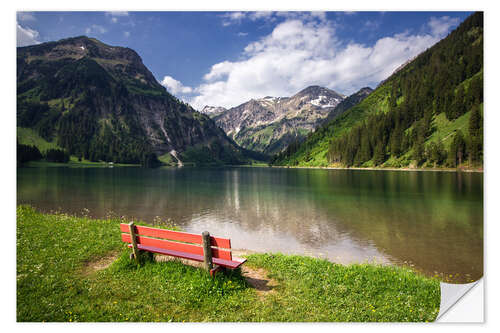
119,223,232,260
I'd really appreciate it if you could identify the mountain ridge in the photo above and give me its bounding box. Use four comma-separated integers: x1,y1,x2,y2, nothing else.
17,36,249,166
209,85,346,155
271,12,483,170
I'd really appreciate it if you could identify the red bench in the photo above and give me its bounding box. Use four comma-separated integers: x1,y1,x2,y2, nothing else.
120,222,246,276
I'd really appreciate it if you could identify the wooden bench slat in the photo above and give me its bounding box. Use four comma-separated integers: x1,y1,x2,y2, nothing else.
211,237,231,250
122,233,203,256
121,233,232,260
213,257,247,269
119,223,231,248
129,244,246,269
134,244,204,262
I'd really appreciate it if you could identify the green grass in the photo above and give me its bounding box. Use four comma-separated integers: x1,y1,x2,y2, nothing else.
236,124,277,152
426,106,482,149
17,205,441,322
17,127,61,153
158,152,177,166
17,127,140,168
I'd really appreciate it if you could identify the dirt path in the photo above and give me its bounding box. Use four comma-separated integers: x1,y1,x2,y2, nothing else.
80,251,120,276
240,265,278,297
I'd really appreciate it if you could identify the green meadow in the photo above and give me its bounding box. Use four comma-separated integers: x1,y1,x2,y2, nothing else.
17,205,440,322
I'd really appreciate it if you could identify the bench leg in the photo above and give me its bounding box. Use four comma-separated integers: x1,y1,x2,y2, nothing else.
129,250,153,264
210,265,224,277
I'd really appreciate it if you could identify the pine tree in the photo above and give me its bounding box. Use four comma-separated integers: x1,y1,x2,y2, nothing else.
373,141,385,166
452,85,466,119
468,105,483,164
449,130,467,167
390,126,403,157
413,140,425,166
468,105,482,137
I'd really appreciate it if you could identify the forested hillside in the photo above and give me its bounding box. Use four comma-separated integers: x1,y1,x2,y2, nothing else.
17,36,249,166
271,12,483,169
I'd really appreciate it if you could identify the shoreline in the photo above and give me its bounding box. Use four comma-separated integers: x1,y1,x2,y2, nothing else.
268,164,484,173
19,160,483,173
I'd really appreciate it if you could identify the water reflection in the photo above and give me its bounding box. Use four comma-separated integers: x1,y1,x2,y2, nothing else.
17,166,483,282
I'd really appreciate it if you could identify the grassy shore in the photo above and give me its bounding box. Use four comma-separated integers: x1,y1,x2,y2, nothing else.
270,164,483,173
17,205,440,322
23,159,140,168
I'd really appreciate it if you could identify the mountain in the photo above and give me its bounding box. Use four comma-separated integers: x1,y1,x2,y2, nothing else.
201,105,227,116
321,87,373,126
211,86,345,155
17,36,248,166
271,12,483,169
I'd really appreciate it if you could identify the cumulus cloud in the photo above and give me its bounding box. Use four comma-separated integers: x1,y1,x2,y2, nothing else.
428,16,459,37
161,76,193,94
187,16,459,110
17,23,40,46
85,25,107,35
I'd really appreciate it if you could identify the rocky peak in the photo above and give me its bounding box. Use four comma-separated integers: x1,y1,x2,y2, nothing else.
357,87,373,96
201,105,227,115
291,85,346,109
212,85,347,154
19,36,140,62
295,85,345,98
18,36,159,88
321,86,373,125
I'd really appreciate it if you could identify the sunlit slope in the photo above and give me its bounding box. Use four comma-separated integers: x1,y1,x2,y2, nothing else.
272,12,483,169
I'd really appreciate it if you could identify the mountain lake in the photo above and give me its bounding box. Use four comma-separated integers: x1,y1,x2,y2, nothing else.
17,166,483,283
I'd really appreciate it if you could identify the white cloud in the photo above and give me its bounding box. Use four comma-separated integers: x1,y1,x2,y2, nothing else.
160,76,193,94
249,11,274,21
85,25,107,35
237,32,248,37
221,12,246,26
124,31,130,38
17,23,40,46
105,11,129,17
221,11,321,26
274,12,327,22
17,12,36,22
188,16,459,110
428,16,459,37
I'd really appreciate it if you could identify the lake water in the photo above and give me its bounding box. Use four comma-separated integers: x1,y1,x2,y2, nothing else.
17,166,483,283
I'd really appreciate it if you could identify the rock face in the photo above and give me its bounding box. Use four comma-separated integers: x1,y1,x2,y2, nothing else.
322,87,373,125
17,36,245,165
211,86,345,155
201,106,227,115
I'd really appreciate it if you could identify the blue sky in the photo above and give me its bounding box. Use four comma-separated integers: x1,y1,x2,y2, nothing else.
17,11,472,110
